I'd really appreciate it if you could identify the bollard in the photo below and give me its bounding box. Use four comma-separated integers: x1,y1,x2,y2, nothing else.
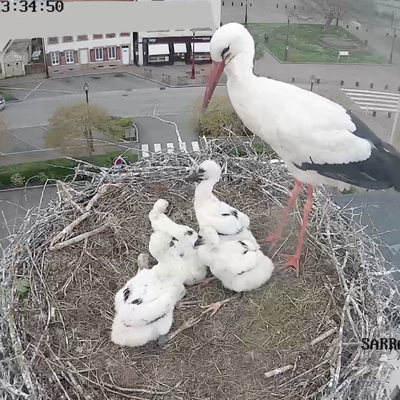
346,25,349,28
241,1,243,5
294,5,296,9
356,81,359,87
389,112,392,118
340,80,344,86
232,1,234,5
276,3,278,8
291,77,295,82
372,111,376,117
370,83,373,89
385,84,389,90
316,78,320,84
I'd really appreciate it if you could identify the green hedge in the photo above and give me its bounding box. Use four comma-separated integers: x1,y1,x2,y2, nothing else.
0,152,138,188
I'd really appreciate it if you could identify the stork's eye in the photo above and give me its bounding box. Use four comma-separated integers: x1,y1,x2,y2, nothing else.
198,168,206,174
186,230,193,236
172,237,178,241
198,235,203,240
221,46,230,58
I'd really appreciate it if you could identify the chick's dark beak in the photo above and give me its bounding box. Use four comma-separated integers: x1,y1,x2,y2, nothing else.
194,237,204,248
169,241,175,247
186,172,203,183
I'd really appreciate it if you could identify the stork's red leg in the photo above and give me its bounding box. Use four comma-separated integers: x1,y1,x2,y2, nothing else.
258,179,303,248
283,184,313,276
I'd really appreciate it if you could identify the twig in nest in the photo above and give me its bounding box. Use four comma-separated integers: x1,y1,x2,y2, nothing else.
56,180,85,213
49,212,90,247
85,184,111,211
264,364,293,378
159,315,203,344
50,224,108,251
310,328,337,346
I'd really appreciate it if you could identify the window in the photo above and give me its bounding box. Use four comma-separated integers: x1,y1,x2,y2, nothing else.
50,52,60,65
65,50,74,64
77,35,88,41
107,46,116,59
62,36,73,43
93,34,103,40
47,37,59,45
120,32,130,37
94,47,103,61
106,33,116,38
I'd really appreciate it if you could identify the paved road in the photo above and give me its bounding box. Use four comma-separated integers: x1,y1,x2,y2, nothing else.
0,186,56,255
1,86,225,129
0,73,161,101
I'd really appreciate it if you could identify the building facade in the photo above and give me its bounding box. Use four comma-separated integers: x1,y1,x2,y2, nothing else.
42,0,220,75
44,32,134,76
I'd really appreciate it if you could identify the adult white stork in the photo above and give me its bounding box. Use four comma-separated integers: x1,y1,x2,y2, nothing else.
201,22,400,276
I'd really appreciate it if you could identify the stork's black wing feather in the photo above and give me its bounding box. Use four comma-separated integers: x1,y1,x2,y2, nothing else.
295,111,400,191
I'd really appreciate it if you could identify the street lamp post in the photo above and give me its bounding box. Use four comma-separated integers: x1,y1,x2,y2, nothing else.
284,16,290,62
390,26,397,64
191,30,196,80
244,0,249,25
310,74,316,92
83,81,94,154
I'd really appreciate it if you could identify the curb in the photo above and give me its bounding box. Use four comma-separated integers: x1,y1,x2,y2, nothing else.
0,183,57,193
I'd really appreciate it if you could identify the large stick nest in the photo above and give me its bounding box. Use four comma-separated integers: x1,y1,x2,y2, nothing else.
1,137,399,400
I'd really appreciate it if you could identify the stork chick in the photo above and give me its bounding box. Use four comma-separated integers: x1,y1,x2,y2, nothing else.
148,198,208,286
187,160,260,250
194,226,275,315
111,233,187,348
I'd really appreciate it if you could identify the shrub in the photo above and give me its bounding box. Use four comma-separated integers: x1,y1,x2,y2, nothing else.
189,95,249,138
37,172,48,184
10,173,26,187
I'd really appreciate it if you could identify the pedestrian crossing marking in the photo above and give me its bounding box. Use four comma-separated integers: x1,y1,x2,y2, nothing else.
191,141,200,152
140,141,200,157
179,142,187,152
141,144,149,158
342,88,400,113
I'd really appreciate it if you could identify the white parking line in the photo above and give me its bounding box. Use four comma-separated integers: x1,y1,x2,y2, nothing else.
13,135,42,150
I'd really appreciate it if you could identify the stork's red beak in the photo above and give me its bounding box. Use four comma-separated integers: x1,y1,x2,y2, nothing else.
201,60,225,113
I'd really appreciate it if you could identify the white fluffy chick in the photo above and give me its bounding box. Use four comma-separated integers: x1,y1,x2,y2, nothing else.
111,232,187,348
148,198,208,286
195,226,275,293
186,160,260,250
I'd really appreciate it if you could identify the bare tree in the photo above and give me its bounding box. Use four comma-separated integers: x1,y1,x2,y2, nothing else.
299,0,351,30
46,103,126,157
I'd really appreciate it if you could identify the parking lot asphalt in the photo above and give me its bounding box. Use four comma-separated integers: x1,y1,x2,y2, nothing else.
0,73,162,101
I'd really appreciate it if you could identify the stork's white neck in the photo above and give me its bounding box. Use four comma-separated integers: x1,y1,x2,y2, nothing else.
194,180,218,205
225,52,254,82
